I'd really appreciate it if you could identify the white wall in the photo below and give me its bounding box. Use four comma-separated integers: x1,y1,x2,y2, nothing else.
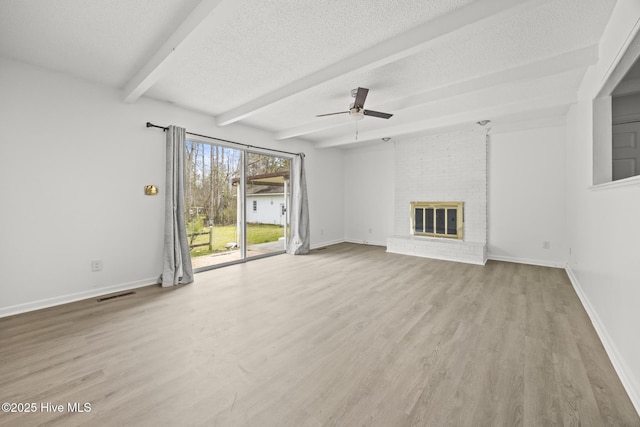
565,0,640,413
306,147,344,247
0,57,344,316
343,142,394,246
488,126,567,267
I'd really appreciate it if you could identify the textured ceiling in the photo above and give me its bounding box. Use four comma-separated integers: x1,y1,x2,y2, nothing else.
0,0,202,87
0,0,617,147
146,0,473,112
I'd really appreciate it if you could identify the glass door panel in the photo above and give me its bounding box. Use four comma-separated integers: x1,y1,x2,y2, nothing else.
185,140,244,270
245,152,290,259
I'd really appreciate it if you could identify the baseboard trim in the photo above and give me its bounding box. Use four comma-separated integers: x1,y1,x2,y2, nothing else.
310,239,345,250
565,266,640,417
0,278,157,319
487,254,566,268
344,238,387,247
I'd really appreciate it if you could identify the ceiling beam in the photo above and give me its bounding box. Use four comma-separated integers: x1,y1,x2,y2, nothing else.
316,92,577,148
274,44,598,140
216,0,544,126
122,0,230,103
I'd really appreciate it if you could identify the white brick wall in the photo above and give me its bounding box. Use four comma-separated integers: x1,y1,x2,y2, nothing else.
388,130,487,264
387,236,486,265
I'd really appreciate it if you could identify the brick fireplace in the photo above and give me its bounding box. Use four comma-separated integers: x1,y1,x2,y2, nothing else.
386,130,487,265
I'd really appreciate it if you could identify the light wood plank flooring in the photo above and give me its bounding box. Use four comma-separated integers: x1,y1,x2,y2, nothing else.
1,243,638,426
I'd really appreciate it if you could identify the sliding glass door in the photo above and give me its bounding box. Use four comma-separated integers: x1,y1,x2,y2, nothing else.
245,152,290,259
184,139,290,270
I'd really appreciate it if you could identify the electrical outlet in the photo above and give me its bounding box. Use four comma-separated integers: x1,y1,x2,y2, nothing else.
543,241,551,250
91,260,103,272
320,229,324,236
368,228,372,234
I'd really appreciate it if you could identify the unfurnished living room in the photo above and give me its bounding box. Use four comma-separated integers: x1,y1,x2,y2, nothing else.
1,1,640,426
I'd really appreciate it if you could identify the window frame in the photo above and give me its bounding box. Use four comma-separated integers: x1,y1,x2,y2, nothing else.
592,23,640,188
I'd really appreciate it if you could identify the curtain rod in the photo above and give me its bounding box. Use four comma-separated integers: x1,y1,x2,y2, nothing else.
146,122,304,157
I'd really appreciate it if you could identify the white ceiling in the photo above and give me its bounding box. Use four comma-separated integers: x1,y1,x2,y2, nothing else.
0,0,617,147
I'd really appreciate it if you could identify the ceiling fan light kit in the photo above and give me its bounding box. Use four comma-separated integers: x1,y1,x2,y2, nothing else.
349,105,365,121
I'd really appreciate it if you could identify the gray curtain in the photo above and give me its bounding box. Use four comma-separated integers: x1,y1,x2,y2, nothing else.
160,125,194,287
287,154,310,255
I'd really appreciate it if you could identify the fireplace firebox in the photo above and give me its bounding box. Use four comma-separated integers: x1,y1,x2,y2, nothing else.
410,202,464,240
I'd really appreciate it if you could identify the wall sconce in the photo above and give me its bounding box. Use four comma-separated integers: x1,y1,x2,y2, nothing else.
144,185,159,196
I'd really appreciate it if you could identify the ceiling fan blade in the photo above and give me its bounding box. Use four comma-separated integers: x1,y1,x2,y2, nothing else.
353,87,369,108
316,111,349,117
364,109,393,119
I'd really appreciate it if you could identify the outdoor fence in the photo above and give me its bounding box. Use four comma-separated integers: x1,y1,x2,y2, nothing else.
188,228,213,251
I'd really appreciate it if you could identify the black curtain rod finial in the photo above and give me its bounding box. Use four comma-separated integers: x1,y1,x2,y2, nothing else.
147,122,168,131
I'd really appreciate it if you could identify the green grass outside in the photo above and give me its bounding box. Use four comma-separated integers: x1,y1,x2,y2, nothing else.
189,223,284,257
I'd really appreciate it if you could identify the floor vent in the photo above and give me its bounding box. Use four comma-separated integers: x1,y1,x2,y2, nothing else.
97,291,136,302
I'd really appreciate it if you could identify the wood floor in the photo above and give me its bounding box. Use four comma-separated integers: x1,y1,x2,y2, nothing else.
1,243,638,426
